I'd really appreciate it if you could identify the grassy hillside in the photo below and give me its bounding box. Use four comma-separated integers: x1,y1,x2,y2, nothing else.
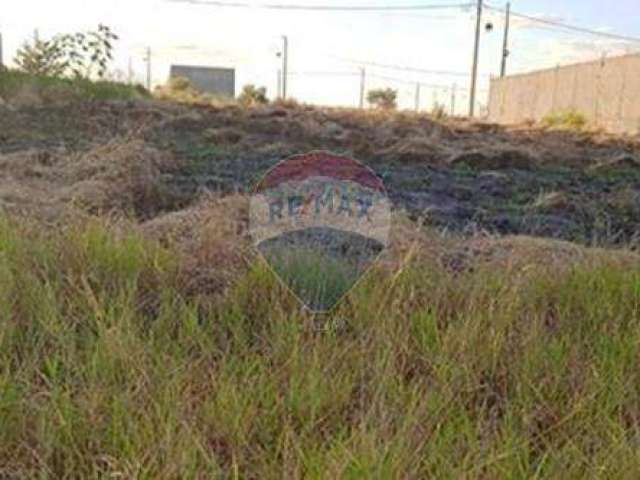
0,95,639,478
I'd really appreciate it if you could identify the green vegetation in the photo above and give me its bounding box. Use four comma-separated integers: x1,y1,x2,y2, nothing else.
13,38,67,77
259,245,362,311
367,87,397,110
14,25,118,79
1,26,144,106
0,69,147,104
238,84,268,106
542,110,588,131
0,217,639,478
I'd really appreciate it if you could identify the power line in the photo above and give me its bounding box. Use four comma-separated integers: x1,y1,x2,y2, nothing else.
331,56,470,77
485,4,640,44
289,70,359,76
368,72,459,89
281,35,288,99
372,13,461,20
369,72,489,93
287,70,456,87
169,0,474,11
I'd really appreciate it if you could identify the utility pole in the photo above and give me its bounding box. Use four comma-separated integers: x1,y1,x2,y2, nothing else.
145,47,151,91
127,56,133,84
277,68,282,99
414,82,421,112
451,83,457,115
469,0,483,117
359,67,366,108
34,29,39,42
281,35,288,99
0,32,4,69
500,2,511,77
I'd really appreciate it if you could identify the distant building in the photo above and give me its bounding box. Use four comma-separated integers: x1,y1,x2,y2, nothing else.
170,65,235,97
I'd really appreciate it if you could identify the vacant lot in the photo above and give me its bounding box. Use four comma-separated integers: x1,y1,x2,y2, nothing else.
0,97,639,478
1,99,639,244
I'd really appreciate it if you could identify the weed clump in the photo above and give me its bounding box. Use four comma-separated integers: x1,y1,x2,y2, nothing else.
542,110,588,131
367,87,397,110
154,76,234,106
237,84,268,106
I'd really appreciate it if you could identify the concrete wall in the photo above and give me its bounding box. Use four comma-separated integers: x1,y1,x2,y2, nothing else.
488,53,640,134
170,65,235,97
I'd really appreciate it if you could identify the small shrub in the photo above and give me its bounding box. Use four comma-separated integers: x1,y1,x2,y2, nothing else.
272,97,300,109
542,110,588,131
367,88,397,110
431,102,447,120
155,76,201,103
14,39,67,77
238,84,268,106
154,76,232,106
167,76,192,92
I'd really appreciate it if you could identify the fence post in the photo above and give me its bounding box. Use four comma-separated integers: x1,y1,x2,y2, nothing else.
571,67,577,111
551,65,559,113
618,58,627,131
359,67,366,109
595,53,606,126
450,83,457,115
277,69,282,99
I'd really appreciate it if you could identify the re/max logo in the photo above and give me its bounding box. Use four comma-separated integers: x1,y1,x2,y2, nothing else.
268,188,374,223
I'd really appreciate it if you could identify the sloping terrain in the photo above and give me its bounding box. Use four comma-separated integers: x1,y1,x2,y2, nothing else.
1,99,638,246
1,97,640,478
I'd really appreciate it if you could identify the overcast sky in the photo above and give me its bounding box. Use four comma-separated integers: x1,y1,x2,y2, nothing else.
2,0,640,111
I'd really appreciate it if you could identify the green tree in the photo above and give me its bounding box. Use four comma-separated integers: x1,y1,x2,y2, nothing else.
14,39,66,77
14,25,118,79
367,88,397,110
58,24,118,78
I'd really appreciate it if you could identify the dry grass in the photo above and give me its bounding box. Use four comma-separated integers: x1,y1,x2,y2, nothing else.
0,138,183,220
141,194,252,299
59,138,180,215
